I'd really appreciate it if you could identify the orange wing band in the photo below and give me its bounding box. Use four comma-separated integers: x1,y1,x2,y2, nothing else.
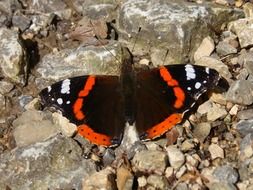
146,113,182,139
159,66,185,109
73,76,95,120
78,124,112,146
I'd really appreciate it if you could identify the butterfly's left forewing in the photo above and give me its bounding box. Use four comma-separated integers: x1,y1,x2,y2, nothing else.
40,75,125,146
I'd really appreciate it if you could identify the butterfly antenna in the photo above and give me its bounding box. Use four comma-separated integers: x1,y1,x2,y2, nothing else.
163,49,169,65
90,20,122,65
131,27,142,52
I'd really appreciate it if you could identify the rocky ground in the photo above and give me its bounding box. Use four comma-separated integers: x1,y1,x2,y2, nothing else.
0,0,253,189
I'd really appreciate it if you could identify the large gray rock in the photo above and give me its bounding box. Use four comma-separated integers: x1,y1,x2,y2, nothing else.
228,18,253,48
117,0,243,66
12,110,59,147
0,28,27,84
0,135,96,190
226,80,253,105
28,0,72,20
36,41,126,87
236,119,253,137
213,165,239,184
13,110,78,147
76,0,118,20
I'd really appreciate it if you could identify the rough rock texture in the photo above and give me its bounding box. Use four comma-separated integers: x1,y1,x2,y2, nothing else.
228,17,253,48
166,146,185,169
36,41,126,85
83,167,116,190
0,28,26,84
12,110,59,147
0,135,96,190
117,0,243,66
132,150,167,174
226,80,253,105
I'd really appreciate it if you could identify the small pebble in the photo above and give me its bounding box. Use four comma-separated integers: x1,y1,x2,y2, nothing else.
166,146,185,169
208,144,224,160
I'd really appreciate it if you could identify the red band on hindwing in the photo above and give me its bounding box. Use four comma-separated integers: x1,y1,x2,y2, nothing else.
78,124,112,146
143,67,186,139
146,113,182,139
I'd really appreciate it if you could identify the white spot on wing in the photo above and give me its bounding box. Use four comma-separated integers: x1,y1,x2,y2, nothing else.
66,100,70,104
206,67,210,74
195,82,201,89
61,79,71,94
187,87,191,91
47,86,51,92
185,64,196,80
57,98,63,105
203,80,207,84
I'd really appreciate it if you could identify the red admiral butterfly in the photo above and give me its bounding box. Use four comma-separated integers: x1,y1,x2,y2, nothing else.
40,58,221,147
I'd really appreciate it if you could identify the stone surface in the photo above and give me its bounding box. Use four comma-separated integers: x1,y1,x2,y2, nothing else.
52,112,77,137
117,0,243,66
116,165,133,190
229,104,239,115
83,167,116,190
181,139,195,152
210,93,227,105
12,14,31,32
175,182,189,190
193,122,211,142
0,28,26,84
18,95,34,109
29,0,71,20
236,119,253,137
0,0,22,14
216,41,237,56
243,2,253,17
240,134,253,160
166,145,185,169
12,110,59,147
77,0,118,20
0,94,5,114
0,135,96,190
237,51,253,75
208,182,237,190
132,150,167,174
146,174,169,189
0,80,14,94
195,56,232,80
213,165,239,184
207,104,227,121
208,144,224,159
237,109,253,120
137,176,147,188
194,36,215,61
226,80,253,105
36,41,125,85
228,18,253,48
238,157,253,181
175,165,187,179
197,100,213,115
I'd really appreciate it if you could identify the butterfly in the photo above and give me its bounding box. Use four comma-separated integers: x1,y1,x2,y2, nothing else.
40,59,221,147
